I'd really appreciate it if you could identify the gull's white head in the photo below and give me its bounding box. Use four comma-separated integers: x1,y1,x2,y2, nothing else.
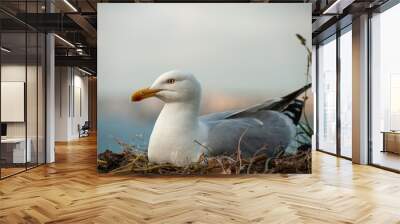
131,70,201,103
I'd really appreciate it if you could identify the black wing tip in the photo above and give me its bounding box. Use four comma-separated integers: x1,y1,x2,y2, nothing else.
282,83,311,101
224,84,311,120
283,99,304,125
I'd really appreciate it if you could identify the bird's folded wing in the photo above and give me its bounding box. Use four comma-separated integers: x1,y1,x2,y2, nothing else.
201,111,296,156
224,83,311,119
199,110,236,122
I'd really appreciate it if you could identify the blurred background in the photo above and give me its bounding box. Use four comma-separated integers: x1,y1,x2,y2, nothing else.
97,4,312,154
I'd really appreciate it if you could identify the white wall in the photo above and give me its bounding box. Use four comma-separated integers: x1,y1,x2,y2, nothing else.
1,65,29,142
55,67,89,141
55,67,70,141
1,65,40,137
1,64,46,163
71,73,89,138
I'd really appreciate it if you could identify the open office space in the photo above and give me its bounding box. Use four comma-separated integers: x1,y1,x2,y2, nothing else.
0,1,400,223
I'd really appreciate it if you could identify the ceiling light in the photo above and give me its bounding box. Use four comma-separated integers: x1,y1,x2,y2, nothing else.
1,47,11,53
54,34,75,48
63,0,78,12
78,67,93,76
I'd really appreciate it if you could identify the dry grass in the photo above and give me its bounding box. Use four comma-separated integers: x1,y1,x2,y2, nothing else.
97,140,311,175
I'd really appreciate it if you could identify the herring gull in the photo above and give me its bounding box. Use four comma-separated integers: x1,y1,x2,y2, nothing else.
131,70,310,166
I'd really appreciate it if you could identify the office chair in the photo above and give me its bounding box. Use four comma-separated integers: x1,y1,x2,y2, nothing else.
79,121,90,138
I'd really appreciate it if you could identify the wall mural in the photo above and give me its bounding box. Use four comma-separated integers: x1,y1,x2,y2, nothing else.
97,3,313,175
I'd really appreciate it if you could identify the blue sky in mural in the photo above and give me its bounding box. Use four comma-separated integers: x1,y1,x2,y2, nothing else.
98,3,311,153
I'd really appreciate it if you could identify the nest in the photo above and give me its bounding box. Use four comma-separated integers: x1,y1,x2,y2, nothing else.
97,142,311,175
98,118,312,175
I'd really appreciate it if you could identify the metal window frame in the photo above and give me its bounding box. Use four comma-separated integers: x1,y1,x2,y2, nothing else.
315,23,353,161
316,0,400,173
367,0,400,173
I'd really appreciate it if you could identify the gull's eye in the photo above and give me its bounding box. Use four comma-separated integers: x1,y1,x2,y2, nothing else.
166,78,176,84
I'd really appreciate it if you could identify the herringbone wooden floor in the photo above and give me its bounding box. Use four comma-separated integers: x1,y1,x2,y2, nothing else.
1,135,400,224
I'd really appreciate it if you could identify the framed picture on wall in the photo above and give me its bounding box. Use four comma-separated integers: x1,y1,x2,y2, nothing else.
97,3,313,175
1,81,25,123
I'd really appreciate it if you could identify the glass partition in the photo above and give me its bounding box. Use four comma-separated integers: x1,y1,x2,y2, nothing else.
0,1,46,179
27,31,38,169
38,33,46,165
0,31,28,177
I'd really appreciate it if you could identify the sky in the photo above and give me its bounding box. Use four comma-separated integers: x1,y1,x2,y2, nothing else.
97,3,312,153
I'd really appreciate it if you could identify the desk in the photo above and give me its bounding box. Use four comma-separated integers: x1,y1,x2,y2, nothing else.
382,131,400,154
1,138,31,163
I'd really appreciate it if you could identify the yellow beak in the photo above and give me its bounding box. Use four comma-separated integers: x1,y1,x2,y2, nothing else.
131,87,161,102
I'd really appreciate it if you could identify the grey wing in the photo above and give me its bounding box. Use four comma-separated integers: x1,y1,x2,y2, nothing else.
201,84,311,121
226,83,311,119
200,110,296,158
199,110,237,122
198,84,311,158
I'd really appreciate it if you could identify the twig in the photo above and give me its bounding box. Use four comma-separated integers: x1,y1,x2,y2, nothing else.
236,128,249,174
216,158,227,174
247,145,269,174
194,139,213,153
295,33,313,136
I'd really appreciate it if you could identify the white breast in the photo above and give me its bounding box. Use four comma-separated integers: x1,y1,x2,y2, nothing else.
147,103,206,166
